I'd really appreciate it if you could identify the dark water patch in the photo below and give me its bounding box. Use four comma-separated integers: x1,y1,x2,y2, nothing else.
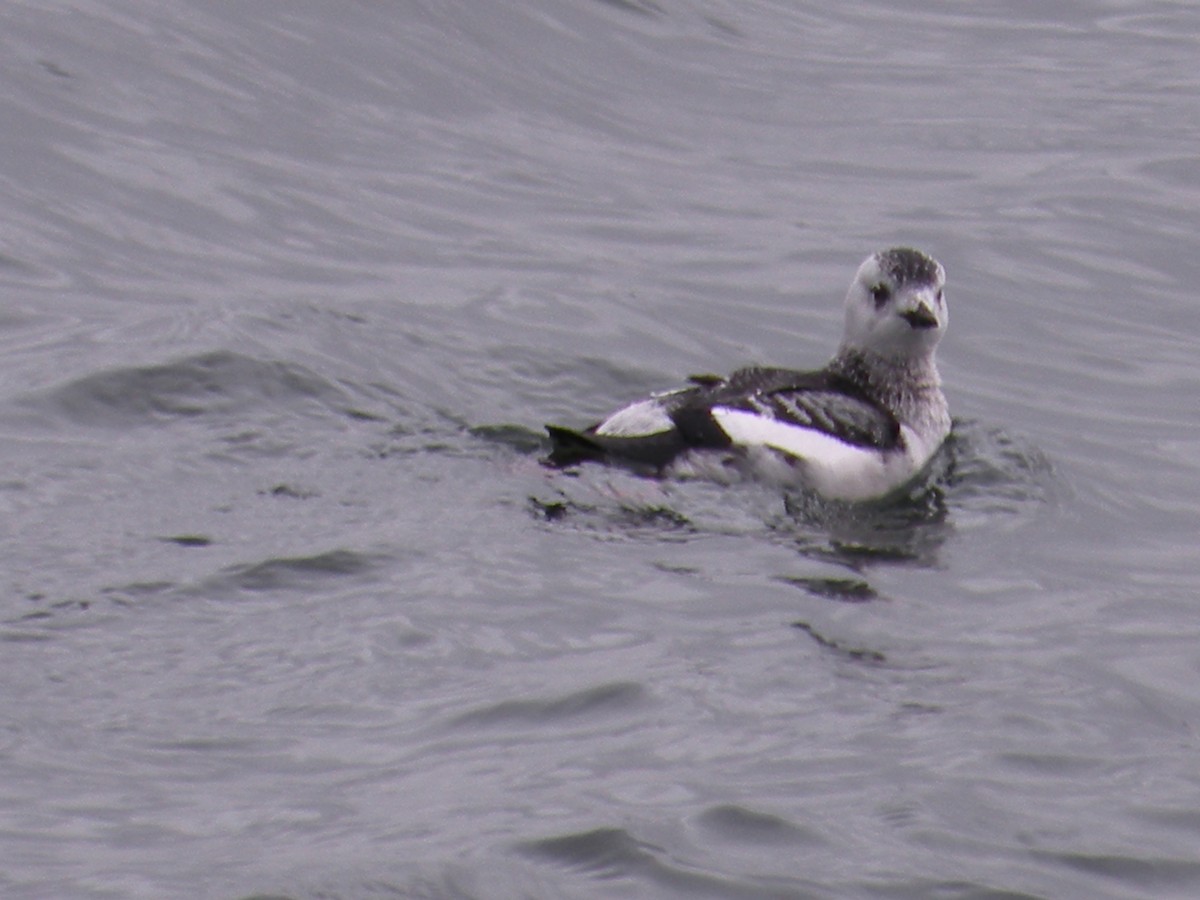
469,423,548,455
775,575,880,603
36,58,74,79
1139,154,1200,190
1132,805,1200,835
0,628,55,644
1031,849,1200,891
147,735,282,755
102,581,177,606
12,609,53,623
202,549,383,595
342,407,388,423
528,490,695,539
21,597,92,617
695,804,825,847
4,580,177,630
791,621,887,665
159,534,213,548
3,600,123,633
778,483,952,570
518,826,819,897
25,351,355,428
366,421,483,460
519,827,656,879
592,0,664,20
818,534,940,567
528,462,788,542
859,878,1049,900
651,561,702,576
452,681,645,729
0,250,47,278
996,752,1110,778
259,483,319,500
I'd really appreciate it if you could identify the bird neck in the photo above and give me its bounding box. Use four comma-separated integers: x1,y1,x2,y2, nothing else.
828,347,944,423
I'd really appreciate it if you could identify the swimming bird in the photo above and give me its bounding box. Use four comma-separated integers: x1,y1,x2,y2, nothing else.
544,247,950,502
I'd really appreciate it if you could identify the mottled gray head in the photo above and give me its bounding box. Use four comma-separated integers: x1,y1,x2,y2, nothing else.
841,247,947,360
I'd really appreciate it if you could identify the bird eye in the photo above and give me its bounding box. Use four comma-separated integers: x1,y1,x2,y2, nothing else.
869,283,891,307
935,288,944,304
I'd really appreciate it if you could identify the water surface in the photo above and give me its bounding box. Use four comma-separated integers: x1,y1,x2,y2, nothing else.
3,1,1200,898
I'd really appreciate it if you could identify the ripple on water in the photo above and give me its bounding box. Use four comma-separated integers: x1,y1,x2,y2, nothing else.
518,827,652,880
196,549,386,596
694,804,826,847
450,681,646,729
517,825,823,897
1029,849,1200,895
18,350,359,428
939,419,1058,522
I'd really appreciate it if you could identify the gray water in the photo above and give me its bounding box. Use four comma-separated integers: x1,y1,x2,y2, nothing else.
2,2,1200,898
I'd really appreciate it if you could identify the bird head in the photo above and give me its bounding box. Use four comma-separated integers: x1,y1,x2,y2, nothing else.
841,247,947,361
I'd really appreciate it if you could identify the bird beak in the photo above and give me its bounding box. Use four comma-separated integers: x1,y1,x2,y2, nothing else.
899,301,938,330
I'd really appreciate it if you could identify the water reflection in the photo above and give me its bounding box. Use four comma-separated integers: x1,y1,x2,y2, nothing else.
776,475,952,569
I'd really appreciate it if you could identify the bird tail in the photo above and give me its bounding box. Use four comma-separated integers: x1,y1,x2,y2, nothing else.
543,425,608,468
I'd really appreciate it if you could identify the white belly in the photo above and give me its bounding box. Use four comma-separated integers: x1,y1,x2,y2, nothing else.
708,408,933,501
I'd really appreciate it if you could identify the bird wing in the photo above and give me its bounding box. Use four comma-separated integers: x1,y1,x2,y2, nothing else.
709,367,901,450
543,366,900,471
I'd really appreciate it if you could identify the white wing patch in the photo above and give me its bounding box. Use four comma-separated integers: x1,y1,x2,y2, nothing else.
710,407,919,501
594,397,674,437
